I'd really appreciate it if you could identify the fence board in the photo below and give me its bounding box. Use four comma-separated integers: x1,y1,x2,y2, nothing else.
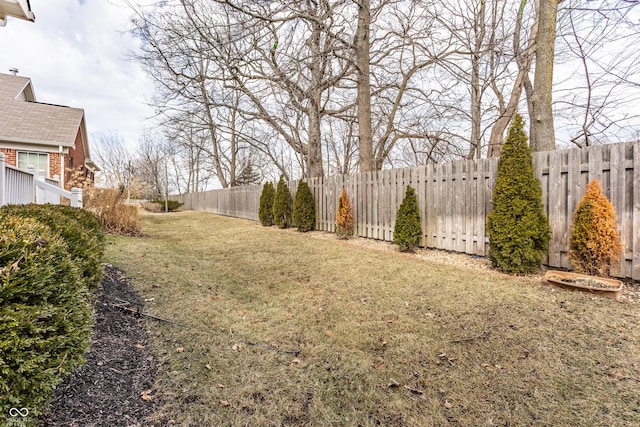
633,143,640,280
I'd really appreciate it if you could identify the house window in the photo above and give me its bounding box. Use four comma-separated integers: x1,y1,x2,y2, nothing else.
17,151,49,175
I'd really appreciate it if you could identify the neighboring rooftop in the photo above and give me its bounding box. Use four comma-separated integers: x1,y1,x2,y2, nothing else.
0,72,85,148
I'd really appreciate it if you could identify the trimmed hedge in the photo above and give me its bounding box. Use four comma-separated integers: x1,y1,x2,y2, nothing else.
0,205,104,424
0,204,105,290
258,182,275,226
569,179,622,276
486,113,550,274
393,186,422,252
292,180,315,232
273,176,293,229
152,199,184,212
336,188,353,239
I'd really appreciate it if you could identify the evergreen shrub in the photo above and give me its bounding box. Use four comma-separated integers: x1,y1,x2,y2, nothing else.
0,214,93,422
0,204,105,289
569,179,622,276
152,199,184,212
273,176,292,229
336,188,353,239
486,113,550,274
292,180,315,232
393,186,422,252
258,182,275,226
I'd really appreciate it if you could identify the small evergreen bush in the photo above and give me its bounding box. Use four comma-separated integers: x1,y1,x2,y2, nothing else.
152,199,184,212
486,113,550,274
0,214,93,422
393,186,422,252
569,179,622,276
273,176,293,229
292,180,315,232
336,187,354,239
258,181,275,226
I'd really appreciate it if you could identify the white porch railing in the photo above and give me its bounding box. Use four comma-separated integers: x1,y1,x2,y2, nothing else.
0,153,82,208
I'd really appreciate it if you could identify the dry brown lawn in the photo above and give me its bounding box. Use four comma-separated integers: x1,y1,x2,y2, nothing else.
105,211,640,426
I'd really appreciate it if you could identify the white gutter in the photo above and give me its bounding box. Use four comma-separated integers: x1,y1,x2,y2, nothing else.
0,0,35,26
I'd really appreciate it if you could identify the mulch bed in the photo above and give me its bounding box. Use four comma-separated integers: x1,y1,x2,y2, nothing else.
39,265,158,427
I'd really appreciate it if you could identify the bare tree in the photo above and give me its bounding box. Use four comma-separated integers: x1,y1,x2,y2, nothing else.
92,132,137,190
556,0,640,147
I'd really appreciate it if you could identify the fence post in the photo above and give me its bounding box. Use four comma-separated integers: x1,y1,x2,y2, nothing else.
0,153,5,206
70,187,83,208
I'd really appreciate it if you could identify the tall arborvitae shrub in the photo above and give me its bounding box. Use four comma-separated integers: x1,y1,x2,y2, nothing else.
259,181,275,226
292,180,315,232
393,186,422,252
486,113,550,274
273,176,293,229
569,179,622,276
336,187,353,239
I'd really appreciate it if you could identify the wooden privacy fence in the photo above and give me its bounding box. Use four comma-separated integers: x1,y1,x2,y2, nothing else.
175,141,640,280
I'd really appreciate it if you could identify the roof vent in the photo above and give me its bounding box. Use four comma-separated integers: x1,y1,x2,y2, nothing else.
9,68,18,76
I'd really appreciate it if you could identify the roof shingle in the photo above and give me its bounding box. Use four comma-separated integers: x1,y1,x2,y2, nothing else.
0,72,84,148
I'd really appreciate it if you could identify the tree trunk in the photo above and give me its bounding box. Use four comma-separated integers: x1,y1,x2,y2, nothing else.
468,0,485,160
356,0,374,172
307,22,324,178
488,0,537,157
530,0,559,152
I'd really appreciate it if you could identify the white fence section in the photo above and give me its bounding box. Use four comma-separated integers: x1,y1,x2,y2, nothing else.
0,153,82,208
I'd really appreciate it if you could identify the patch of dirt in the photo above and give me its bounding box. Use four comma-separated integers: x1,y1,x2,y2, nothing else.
39,265,158,427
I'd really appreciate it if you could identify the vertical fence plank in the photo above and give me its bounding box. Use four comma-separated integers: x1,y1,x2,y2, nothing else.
547,150,563,267
609,143,626,277
633,142,640,280
425,164,435,247
417,165,426,247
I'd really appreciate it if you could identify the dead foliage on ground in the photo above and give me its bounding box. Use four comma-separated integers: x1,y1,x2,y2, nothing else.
105,211,640,426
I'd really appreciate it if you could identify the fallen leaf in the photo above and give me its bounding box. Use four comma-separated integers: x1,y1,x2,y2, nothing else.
444,400,453,409
176,346,184,353
135,344,145,349
325,330,333,337
141,390,153,402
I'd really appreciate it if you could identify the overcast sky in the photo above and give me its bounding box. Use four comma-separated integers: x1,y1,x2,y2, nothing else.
0,0,154,150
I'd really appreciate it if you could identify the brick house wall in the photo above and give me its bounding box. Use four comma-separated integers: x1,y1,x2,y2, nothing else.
0,148,16,166
49,152,62,180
